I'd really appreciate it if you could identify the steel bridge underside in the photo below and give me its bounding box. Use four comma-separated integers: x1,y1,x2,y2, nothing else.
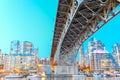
51,0,120,65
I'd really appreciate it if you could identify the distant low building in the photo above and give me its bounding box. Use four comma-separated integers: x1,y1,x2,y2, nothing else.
0,51,11,71
39,57,50,65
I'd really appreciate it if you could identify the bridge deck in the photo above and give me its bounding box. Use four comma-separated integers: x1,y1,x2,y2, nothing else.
51,0,120,64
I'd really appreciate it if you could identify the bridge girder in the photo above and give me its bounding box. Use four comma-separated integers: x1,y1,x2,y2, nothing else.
51,0,120,65
50,0,78,63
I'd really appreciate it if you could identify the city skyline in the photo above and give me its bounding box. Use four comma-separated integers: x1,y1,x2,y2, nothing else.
0,37,120,55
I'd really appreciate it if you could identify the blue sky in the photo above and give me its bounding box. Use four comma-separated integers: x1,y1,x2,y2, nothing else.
0,0,58,57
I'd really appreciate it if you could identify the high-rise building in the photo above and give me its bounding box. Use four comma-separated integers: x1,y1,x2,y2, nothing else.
0,50,4,71
0,51,11,71
3,54,11,71
10,40,38,71
79,46,85,66
87,38,105,67
84,52,89,67
88,38,105,54
10,40,33,55
0,49,3,65
91,50,108,72
112,43,120,66
91,50,118,72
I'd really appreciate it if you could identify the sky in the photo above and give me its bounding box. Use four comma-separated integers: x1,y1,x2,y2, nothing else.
0,0,58,57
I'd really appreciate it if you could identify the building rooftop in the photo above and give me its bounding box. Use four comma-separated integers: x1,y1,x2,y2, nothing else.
93,50,109,53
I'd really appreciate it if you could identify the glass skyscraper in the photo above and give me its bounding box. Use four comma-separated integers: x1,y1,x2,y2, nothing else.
112,43,120,67
10,40,38,71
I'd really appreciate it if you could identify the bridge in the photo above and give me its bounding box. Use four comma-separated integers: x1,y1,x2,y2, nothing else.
50,0,120,65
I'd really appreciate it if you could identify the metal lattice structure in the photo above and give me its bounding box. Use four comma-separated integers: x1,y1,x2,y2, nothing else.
51,0,120,65
50,0,78,62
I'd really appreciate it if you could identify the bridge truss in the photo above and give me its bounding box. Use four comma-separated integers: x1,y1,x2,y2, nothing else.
51,0,120,65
